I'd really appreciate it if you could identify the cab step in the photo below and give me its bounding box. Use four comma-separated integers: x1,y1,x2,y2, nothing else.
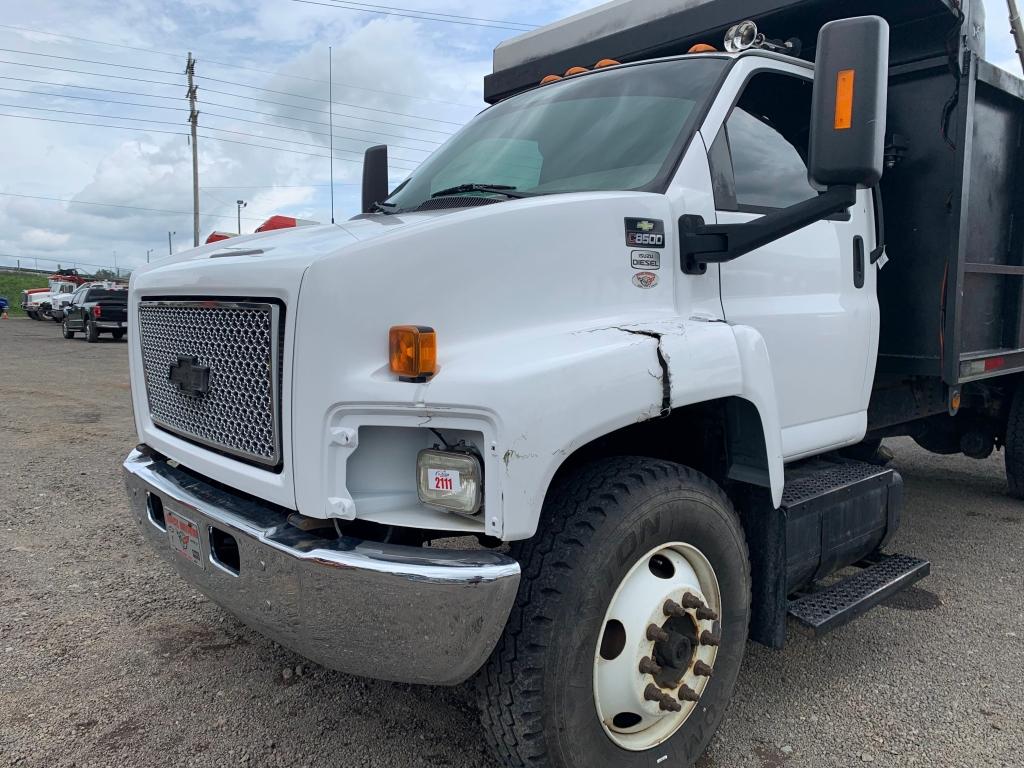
787,553,931,635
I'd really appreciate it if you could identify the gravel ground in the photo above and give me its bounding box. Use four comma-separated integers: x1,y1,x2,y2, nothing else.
1,317,1021,768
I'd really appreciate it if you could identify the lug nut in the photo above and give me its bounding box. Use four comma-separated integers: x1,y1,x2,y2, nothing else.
693,660,713,678
680,593,704,610
639,656,663,676
679,684,701,703
647,624,670,643
664,599,687,618
696,606,719,622
644,684,681,712
700,630,721,647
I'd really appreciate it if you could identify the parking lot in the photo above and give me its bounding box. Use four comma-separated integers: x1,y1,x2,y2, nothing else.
0,317,1021,768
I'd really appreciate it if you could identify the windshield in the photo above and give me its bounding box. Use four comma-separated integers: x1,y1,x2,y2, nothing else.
384,58,727,213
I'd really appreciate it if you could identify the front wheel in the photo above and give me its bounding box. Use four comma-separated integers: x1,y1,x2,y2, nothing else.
477,458,750,768
62,320,75,339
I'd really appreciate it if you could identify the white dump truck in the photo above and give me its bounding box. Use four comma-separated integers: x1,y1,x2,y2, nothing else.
124,0,1018,765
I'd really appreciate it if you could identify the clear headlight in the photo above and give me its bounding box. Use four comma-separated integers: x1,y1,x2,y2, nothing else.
417,449,482,516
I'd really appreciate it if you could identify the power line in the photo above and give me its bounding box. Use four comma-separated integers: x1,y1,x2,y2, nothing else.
0,47,182,76
0,100,421,167
0,111,188,137
196,75,465,125
198,85,456,135
0,75,185,103
293,0,534,31
0,112,418,170
0,76,444,146
0,58,184,88
0,22,480,107
0,44,467,126
0,190,266,221
200,109,432,154
324,0,536,29
0,101,185,126
199,123,420,167
201,98,442,144
0,86,185,114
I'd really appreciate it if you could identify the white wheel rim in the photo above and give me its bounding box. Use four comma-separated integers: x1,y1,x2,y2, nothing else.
593,542,722,752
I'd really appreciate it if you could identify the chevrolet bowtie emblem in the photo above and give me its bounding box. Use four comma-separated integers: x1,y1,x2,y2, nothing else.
168,354,211,398
636,220,656,232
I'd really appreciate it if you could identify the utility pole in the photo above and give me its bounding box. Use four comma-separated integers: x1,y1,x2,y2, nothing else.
186,52,200,248
168,230,176,255
1009,0,1024,74
329,45,335,224
113,250,118,277
146,249,153,264
237,199,247,234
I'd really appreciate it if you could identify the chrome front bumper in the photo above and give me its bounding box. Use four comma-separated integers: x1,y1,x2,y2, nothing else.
123,449,521,685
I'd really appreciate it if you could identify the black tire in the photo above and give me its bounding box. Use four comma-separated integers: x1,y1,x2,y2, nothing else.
112,329,125,341
85,318,99,343
27,311,37,320
62,320,75,339
477,457,750,768
1006,386,1024,498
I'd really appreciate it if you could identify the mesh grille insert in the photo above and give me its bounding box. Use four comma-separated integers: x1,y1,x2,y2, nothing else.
138,300,281,467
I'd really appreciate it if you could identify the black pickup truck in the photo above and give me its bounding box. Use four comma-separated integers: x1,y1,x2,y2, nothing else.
61,287,128,342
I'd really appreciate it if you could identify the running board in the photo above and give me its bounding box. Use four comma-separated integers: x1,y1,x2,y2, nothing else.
787,554,931,636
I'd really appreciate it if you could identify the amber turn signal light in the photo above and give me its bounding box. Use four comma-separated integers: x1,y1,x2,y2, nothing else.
389,325,437,382
834,69,855,130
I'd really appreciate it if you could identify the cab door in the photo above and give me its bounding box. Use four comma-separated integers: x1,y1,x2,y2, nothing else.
704,64,879,459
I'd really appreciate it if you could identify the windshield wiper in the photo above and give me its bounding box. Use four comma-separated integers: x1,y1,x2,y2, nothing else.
430,184,527,199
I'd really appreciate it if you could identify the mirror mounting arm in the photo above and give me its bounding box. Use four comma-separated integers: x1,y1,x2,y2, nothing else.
680,185,857,275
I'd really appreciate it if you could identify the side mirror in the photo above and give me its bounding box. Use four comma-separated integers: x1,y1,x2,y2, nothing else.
362,145,390,214
809,16,890,189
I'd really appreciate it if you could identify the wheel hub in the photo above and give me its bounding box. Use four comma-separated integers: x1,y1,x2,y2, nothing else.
593,543,722,752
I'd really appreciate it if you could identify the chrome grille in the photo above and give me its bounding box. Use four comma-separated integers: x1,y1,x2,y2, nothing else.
138,300,282,467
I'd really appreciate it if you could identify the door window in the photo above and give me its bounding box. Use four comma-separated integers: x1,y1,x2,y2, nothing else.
710,72,818,212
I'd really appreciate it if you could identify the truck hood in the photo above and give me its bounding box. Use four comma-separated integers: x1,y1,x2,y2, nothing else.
130,210,455,289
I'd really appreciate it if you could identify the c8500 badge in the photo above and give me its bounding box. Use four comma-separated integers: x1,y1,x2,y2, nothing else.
625,218,666,249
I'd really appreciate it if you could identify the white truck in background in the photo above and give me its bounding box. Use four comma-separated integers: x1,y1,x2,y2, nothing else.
123,1,1020,766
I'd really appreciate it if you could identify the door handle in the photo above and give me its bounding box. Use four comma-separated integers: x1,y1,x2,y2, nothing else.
853,236,866,290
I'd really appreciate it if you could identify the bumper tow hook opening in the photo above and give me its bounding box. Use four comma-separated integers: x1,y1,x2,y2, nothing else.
209,527,241,576
146,493,166,531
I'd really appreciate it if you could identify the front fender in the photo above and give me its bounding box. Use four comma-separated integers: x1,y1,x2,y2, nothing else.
436,319,785,540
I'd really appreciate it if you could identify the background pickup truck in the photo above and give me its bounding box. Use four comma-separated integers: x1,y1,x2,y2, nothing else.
62,287,128,342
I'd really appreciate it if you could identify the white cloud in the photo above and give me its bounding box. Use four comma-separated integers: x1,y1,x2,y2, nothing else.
20,228,71,249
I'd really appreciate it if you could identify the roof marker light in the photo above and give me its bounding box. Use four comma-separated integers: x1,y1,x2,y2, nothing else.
564,66,589,76
540,74,562,85
595,58,621,68
689,44,719,54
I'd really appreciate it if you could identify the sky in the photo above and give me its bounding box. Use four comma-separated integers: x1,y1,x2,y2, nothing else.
0,0,1021,275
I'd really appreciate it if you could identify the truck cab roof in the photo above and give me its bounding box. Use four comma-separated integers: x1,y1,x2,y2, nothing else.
484,0,981,104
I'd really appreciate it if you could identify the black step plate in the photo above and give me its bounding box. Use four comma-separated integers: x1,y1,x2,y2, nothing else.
788,554,931,635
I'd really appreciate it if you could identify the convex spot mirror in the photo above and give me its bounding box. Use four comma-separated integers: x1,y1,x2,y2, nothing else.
809,16,890,189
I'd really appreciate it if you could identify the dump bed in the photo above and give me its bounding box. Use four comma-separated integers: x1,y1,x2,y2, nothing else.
489,0,1024,388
